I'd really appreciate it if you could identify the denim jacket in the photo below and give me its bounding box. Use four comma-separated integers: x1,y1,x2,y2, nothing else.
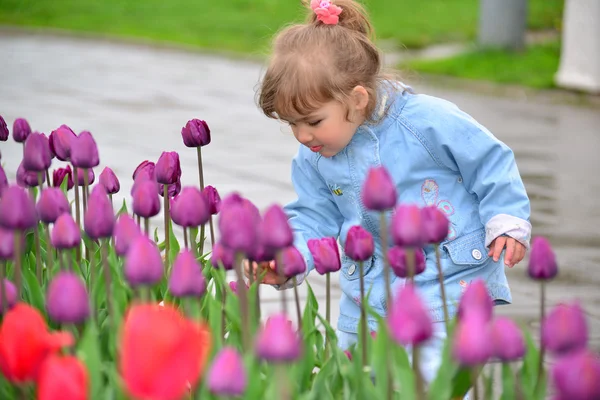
281,83,532,334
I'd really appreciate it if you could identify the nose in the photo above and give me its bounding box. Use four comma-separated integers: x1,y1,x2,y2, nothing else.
295,126,313,145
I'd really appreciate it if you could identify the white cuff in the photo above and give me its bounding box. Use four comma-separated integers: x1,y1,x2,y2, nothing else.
272,271,307,291
485,214,532,249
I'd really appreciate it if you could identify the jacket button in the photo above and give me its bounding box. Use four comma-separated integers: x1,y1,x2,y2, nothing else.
348,264,356,275
472,249,482,260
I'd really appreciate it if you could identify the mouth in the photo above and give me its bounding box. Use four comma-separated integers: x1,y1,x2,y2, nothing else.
309,145,323,152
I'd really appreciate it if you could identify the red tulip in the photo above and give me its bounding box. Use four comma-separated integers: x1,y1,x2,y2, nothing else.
37,354,89,400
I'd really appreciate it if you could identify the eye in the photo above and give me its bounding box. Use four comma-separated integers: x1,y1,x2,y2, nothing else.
308,119,322,127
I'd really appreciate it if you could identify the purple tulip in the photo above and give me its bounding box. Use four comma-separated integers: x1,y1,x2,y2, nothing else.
344,225,374,262
421,206,449,244
490,317,525,362
84,185,115,240
307,237,341,275
207,347,247,396
391,204,424,248
124,235,164,287
46,271,90,324
0,185,38,230
0,228,16,260
132,179,161,218
210,241,235,270
17,161,44,187
361,166,397,211
132,160,155,181
457,279,494,322
452,311,493,366
155,151,181,185
70,131,99,168
255,313,302,362
169,249,206,298
99,167,120,194
274,245,307,278
171,187,210,228
248,240,275,263
52,166,74,191
49,124,77,161
160,180,181,198
387,283,432,346
113,214,142,257
182,118,211,147
51,214,81,250
218,193,260,256
528,236,558,280
203,185,221,215
76,167,95,186
12,118,31,143
0,279,17,313
0,165,7,197
552,348,600,400
0,116,8,141
261,205,294,252
228,280,239,294
36,188,70,224
387,246,426,278
542,302,588,355
23,132,52,172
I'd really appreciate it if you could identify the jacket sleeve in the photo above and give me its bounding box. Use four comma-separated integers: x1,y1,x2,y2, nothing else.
275,149,344,289
413,97,532,249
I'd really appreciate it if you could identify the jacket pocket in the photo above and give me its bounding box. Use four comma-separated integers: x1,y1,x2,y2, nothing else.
442,228,489,266
340,255,374,281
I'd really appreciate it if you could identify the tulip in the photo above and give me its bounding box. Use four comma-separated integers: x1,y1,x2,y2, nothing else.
388,246,426,278
528,236,558,280
255,313,302,363
421,206,449,244
17,161,44,187
120,303,211,400
207,347,247,397
51,214,81,250
308,237,341,275
0,279,17,313
344,225,374,262
52,166,74,191
160,180,181,198
218,193,260,256
490,317,525,362
70,131,99,169
387,283,432,346
0,228,16,260
132,179,161,219
132,160,155,182
391,204,424,248
37,354,89,400
0,165,7,197
12,118,31,143
76,167,95,186
22,132,52,172
171,187,210,228
552,348,600,400
261,204,294,253
0,115,8,141
361,166,397,211
169,249,206,298
182,118,211,147
203,185,221,215
248,242,275,264
457,279,493,323
36,187,70,224
274,245,306,278
84,185,115,240
114,214,142,257
46,271,90,324
542,302,588,355
0,303,73,383
49,124,77,161
452,311,492,366
99,166,120,194
0,185,37,230
124,236,164,287
210,241,235,270
155,151,181,185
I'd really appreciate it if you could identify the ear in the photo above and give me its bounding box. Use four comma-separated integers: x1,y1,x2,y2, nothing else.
350,85,369,112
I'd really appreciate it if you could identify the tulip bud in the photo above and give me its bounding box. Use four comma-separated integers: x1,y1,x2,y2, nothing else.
171,187,210,228
210,242,235,270
308,237,341,275
421,206,449,244
0,185,38,230
229,281,238,294
182,119,211,147
114,214,142,256
361,166,397,211
0,165,7,197
38,354,89,400
387,246,426,278
0,116,8,141
207,347,247,397
203,185,221,215
46,271,90,324
218,194,260,256
0,279,17,313
387,283,432,346
155,151,181,185
12,118,31,143
274,246,307,278
23,132,52,172
160,180,181,198
528,236,558,281
542,302,588,355
70,131,99,169
552,348,600,400
49,124,77,161
132,179,161,218
84,185,115,240
17,161,44,187
391,204,424,248
344,225,374,262
99,167,120,194
132,160,155,181
36,188,70,224
51,214,81,250
452,311,492,366
490,317,525,362
76,167,95,186
261,205,294,252
124,236,164,287
457,279,493,323
169,249,206,298
255,313,302,362
52,166,74,191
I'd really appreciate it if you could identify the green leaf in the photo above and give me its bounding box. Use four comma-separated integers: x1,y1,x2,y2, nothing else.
393,342,416,399
519,329,541,397
60,174,69,196
22,257,45,313
168,219,180,266
500,363,516,400
450,367,477,398
77,321,104,400
117,198,128,216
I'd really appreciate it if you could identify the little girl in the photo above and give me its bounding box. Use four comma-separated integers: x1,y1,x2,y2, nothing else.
249,0,531,385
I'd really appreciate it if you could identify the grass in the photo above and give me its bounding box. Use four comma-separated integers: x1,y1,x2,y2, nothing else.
0,0,563,55
402,40,562,89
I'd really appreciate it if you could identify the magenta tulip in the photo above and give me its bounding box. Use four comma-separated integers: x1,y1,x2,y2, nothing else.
344,225,374,262
203,185,221,215
182,119,211,147
542,302,588,355
0,279,17,313
17,161,44,188
12,118,31,143
274,245,307,278
171,187,210,228
457,279,494,322
452,311,493,366
99,167,120,194
36,188,70,224
51,214,81,250
210,241,235,270
255,313,302,362
113,214,142,257
46,271,90,324
391,204,424,248
207,347,247,396
132,179,161,218
70,131,99,168
218,193,260,255
83,185,114,239
23,132,52,172
0,185,38,230
361,166,397,211
261,204,294,252
169,249,206,298
490,317,525,362
552,348,600,400
0,165,7,197
124,236,164,287
49,124,77,161
528,236,558,280
421,206,449,244
0,116,8,141
155,151,181,185
52,166,74,191
387,246,426,278
387,283,432,346
307,237,341,275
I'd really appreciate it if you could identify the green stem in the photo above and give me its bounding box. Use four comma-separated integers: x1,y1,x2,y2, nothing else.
325,272,331,358
379,212,392,306
14,230,22,299
183,227,189,249
199,224,205,256
144,218,150,237
359,260,367,368
0,260,7,313
208,215,216,249
82,169,88,214
413,345,424,400
45,169,51,188
434,244,450,332
44,224,53,280
234,253,250,352
163,185,170,269
28,187,42,284
221,284,227,339
196,146,205,190
275,251,288,314
472,368,479,400
101,240,114,330
536,281,546,392
38,172,44,190
72,167,81,262
292,276,302,332
407,247,415,282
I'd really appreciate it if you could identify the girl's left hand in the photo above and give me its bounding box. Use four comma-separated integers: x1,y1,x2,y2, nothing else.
488,236,526,268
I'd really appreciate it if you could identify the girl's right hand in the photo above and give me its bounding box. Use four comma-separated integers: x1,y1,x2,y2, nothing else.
243,260,289,286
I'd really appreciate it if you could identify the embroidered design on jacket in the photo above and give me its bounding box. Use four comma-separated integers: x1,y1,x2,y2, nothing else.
329,183,343,196
421,179,457,240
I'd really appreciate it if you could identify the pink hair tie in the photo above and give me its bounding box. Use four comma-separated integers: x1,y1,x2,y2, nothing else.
310,0,342,25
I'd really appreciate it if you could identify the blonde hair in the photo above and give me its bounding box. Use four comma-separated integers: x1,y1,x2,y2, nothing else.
257,0,395,123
